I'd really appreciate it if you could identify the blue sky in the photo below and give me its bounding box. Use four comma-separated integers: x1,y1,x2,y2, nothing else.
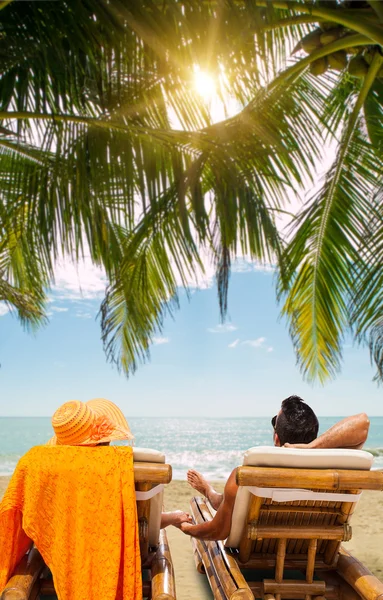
0,262,381,417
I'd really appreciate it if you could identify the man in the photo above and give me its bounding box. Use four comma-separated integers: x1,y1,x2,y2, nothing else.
182,395,370,540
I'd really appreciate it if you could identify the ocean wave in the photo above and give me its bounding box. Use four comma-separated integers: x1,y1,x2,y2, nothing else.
166,449,243,480
365,447,383,457
2,446,383,480
0,455,21,476
0,449,242,481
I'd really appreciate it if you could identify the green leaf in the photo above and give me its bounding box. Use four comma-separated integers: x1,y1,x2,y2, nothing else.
364,79,383,155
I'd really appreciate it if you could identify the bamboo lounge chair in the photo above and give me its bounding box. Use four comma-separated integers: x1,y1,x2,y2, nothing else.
190,446,383,600
1,447,176,600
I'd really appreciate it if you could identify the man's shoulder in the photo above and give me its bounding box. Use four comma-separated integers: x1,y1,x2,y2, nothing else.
224,468,239,498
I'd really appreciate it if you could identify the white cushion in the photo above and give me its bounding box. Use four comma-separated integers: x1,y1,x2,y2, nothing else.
133,447,165,545
225,446,374,549
133,447,165,464
243,446,373,470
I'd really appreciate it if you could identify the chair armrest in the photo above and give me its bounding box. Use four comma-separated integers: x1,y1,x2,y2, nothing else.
1,547,45,600
236,466,383,491
134,462,172,484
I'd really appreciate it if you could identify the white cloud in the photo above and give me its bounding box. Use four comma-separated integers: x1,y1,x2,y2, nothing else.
46,246,275,309
232,259,275,274
51,306,69,313
241,338,274,353
243,337,266,348
75,311,92,319
0,304,9,317
228,339,240,349
49,247,214,306
207,323,238,334
51,256,107,301
152,336,170,345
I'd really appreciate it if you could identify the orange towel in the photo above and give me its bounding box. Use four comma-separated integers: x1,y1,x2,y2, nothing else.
0,445,142,600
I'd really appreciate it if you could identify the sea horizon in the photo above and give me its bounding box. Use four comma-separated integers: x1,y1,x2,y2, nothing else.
2,414,383,418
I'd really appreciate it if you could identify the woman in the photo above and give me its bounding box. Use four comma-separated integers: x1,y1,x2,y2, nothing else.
48,397,191,529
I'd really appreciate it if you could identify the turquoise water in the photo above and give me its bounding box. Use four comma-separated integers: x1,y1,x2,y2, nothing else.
0,416,382,479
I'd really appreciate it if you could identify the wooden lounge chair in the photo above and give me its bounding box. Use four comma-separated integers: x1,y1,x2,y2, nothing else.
190,446,383,600
1,447,175,600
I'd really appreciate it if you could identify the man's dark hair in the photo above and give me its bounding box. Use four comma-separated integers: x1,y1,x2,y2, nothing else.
275,396,319,446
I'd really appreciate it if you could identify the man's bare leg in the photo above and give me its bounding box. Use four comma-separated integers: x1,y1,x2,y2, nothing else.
187,469,223,510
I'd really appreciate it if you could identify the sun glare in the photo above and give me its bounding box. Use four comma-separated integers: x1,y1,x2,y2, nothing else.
194,70,216,102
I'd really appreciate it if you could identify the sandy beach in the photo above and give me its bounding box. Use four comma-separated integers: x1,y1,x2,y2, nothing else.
1,476,382,600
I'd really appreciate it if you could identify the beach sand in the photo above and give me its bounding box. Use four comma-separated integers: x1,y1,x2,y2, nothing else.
1,476,382,599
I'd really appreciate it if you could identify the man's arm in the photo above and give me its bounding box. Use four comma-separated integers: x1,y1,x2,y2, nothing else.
160,511,192,529
285,413,370,449
179,469,238,541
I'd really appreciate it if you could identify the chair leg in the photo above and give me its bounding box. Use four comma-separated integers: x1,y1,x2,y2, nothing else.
275,538,287,583
151,529,176,600
190,497,253,600
191,537,205,574
337,547,383,600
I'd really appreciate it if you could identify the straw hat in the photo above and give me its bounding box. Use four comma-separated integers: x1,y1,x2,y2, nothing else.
47,398,134,446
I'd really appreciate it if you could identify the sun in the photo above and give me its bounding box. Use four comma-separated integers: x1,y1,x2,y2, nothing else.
194,70,216,102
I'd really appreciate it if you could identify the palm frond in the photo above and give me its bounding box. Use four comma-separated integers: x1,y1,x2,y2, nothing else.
2,0,383,381
0,0,268,128
370,319,383,384
251,1,383,47
364,78,383,156
0,201,48,329
100,184,203,375
0,276,46,329
349,187,383,381
100,134,284,375
278,54,383,383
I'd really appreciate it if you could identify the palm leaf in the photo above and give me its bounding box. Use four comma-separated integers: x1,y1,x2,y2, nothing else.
0,276,46,329
364,79,383,156
100,137,284,374
100,184,203,374
2,0,383,381
0,7,339,376
370,319,383,383
349,187,383,381
279,54,383,383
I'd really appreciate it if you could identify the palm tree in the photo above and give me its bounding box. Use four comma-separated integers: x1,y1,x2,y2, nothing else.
243,1,383,383
1,1,382,382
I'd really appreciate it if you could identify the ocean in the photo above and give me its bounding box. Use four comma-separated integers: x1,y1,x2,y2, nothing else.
1,416,382,480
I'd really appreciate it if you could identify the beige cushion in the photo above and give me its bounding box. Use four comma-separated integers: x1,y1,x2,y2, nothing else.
133,447,165,463
225,446,374,548
242,446,373,470
133,447,165,546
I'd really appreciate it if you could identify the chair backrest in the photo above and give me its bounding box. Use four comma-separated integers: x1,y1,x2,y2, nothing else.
133,447,166,548
0,446,173,600
225,446,373,553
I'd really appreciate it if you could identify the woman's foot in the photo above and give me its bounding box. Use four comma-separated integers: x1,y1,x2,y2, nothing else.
187,469,210,497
